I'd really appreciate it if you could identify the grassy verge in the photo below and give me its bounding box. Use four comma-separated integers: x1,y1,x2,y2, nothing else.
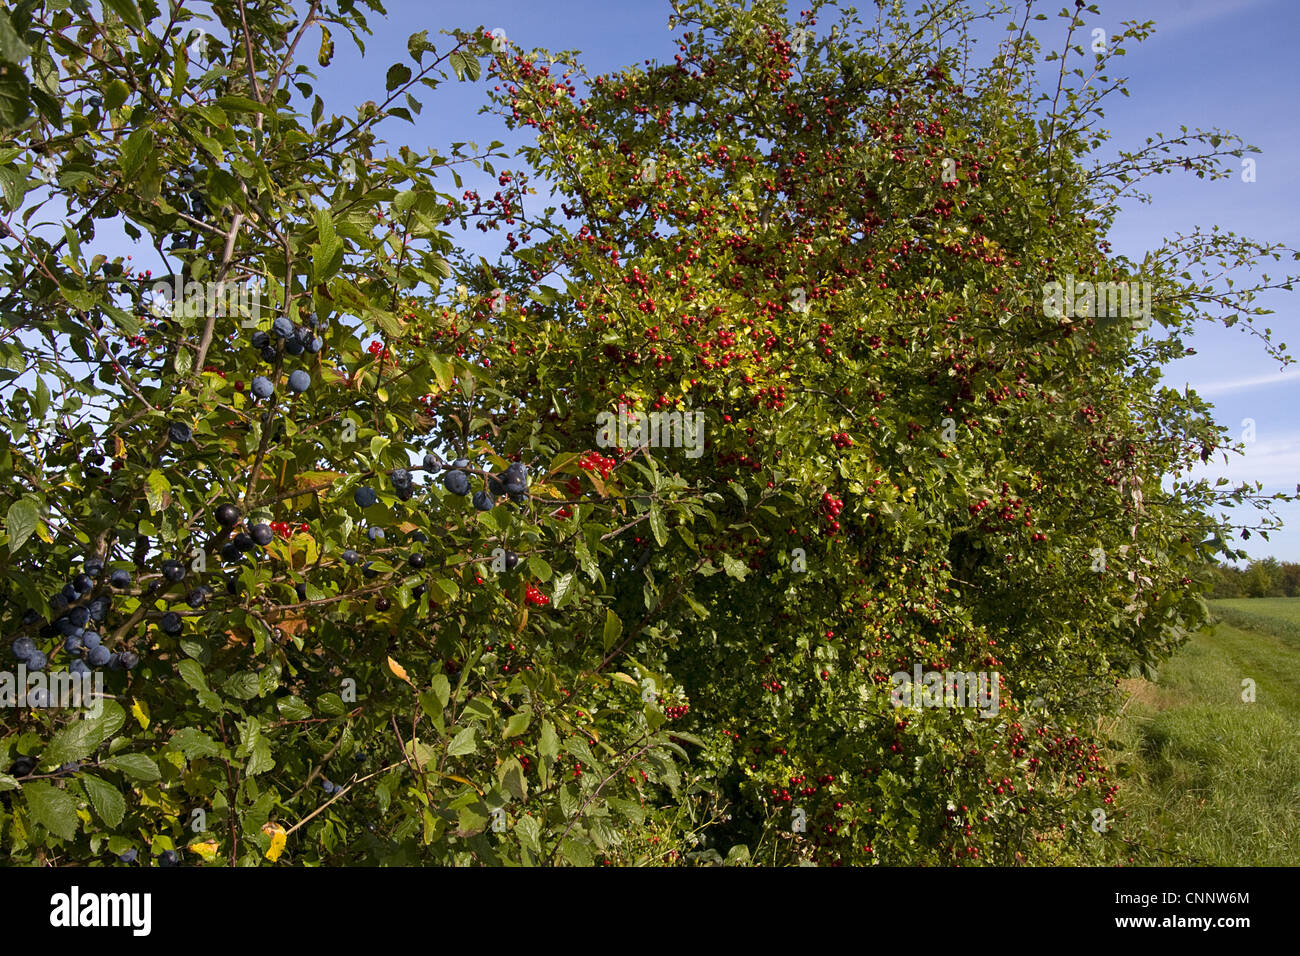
1105,599,1300,866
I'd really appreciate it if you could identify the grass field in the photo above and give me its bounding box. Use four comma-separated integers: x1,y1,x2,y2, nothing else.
1105,598,1300,866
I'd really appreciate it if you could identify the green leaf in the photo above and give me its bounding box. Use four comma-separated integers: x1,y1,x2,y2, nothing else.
724,844,752,866
504,710,531,738
103,79,129,111
0,63,31,129
177,659,208,693
317,693,345,717
430,673,451,711
81,774,125,827
223,672,260,700
245,737,274,776
386,63,412,92
429,354,453,390
498,757,527,800
446,726,477,757
216,94,272,115
144,469,171,513
99,753,161,781
6,497,38,552
719,552,749,581
526,555,553,582
515,812,542,854
408,30,434,63
552,572,575,609
602,608,623,652
311,210,343,283
0,17,29,64
0,163,27,209
539,720,560,761
560,837,594,867
103,0,145,30
120,128,154,178
44,702,125,767
428,576,459,602
32,375,49,419
166,727,223,759
24,782,80,841
648,503,668,547
276,696,311,720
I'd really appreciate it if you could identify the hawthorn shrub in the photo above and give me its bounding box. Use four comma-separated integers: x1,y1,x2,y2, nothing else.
0,0,1294,866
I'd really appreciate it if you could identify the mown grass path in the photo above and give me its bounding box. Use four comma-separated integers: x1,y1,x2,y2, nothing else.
1107,598,1300,866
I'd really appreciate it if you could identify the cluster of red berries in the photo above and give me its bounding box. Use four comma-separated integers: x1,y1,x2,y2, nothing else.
524,583,550,606
365,340,392,360
752,384,787,409
662,702,689,720
788,774,818,796
821,492,844,532
269,521,307,539
578,450,616,480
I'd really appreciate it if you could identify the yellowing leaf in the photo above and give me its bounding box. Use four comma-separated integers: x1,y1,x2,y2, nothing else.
131,697,150,730
262,822,287,861
188,839,219,861
388,656,413,686
440,773,478,791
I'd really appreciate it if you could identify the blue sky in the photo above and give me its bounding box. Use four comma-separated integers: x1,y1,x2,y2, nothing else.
86,0,1300,559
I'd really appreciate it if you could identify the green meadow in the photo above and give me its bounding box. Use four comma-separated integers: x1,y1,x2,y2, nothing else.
1106,598,1300,866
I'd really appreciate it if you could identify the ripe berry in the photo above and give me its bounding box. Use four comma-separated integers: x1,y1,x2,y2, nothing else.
443,470,470,496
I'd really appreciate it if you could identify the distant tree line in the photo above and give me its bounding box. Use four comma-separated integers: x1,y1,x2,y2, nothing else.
1207,558,1300,598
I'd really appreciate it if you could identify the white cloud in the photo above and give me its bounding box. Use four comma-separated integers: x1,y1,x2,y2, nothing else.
1187,369,1300,397
1179,433,1300,489
1150,0,1272,34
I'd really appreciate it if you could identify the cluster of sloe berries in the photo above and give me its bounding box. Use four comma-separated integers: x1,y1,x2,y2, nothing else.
8,554,140,705
443,458,529,513
248,315,320,399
